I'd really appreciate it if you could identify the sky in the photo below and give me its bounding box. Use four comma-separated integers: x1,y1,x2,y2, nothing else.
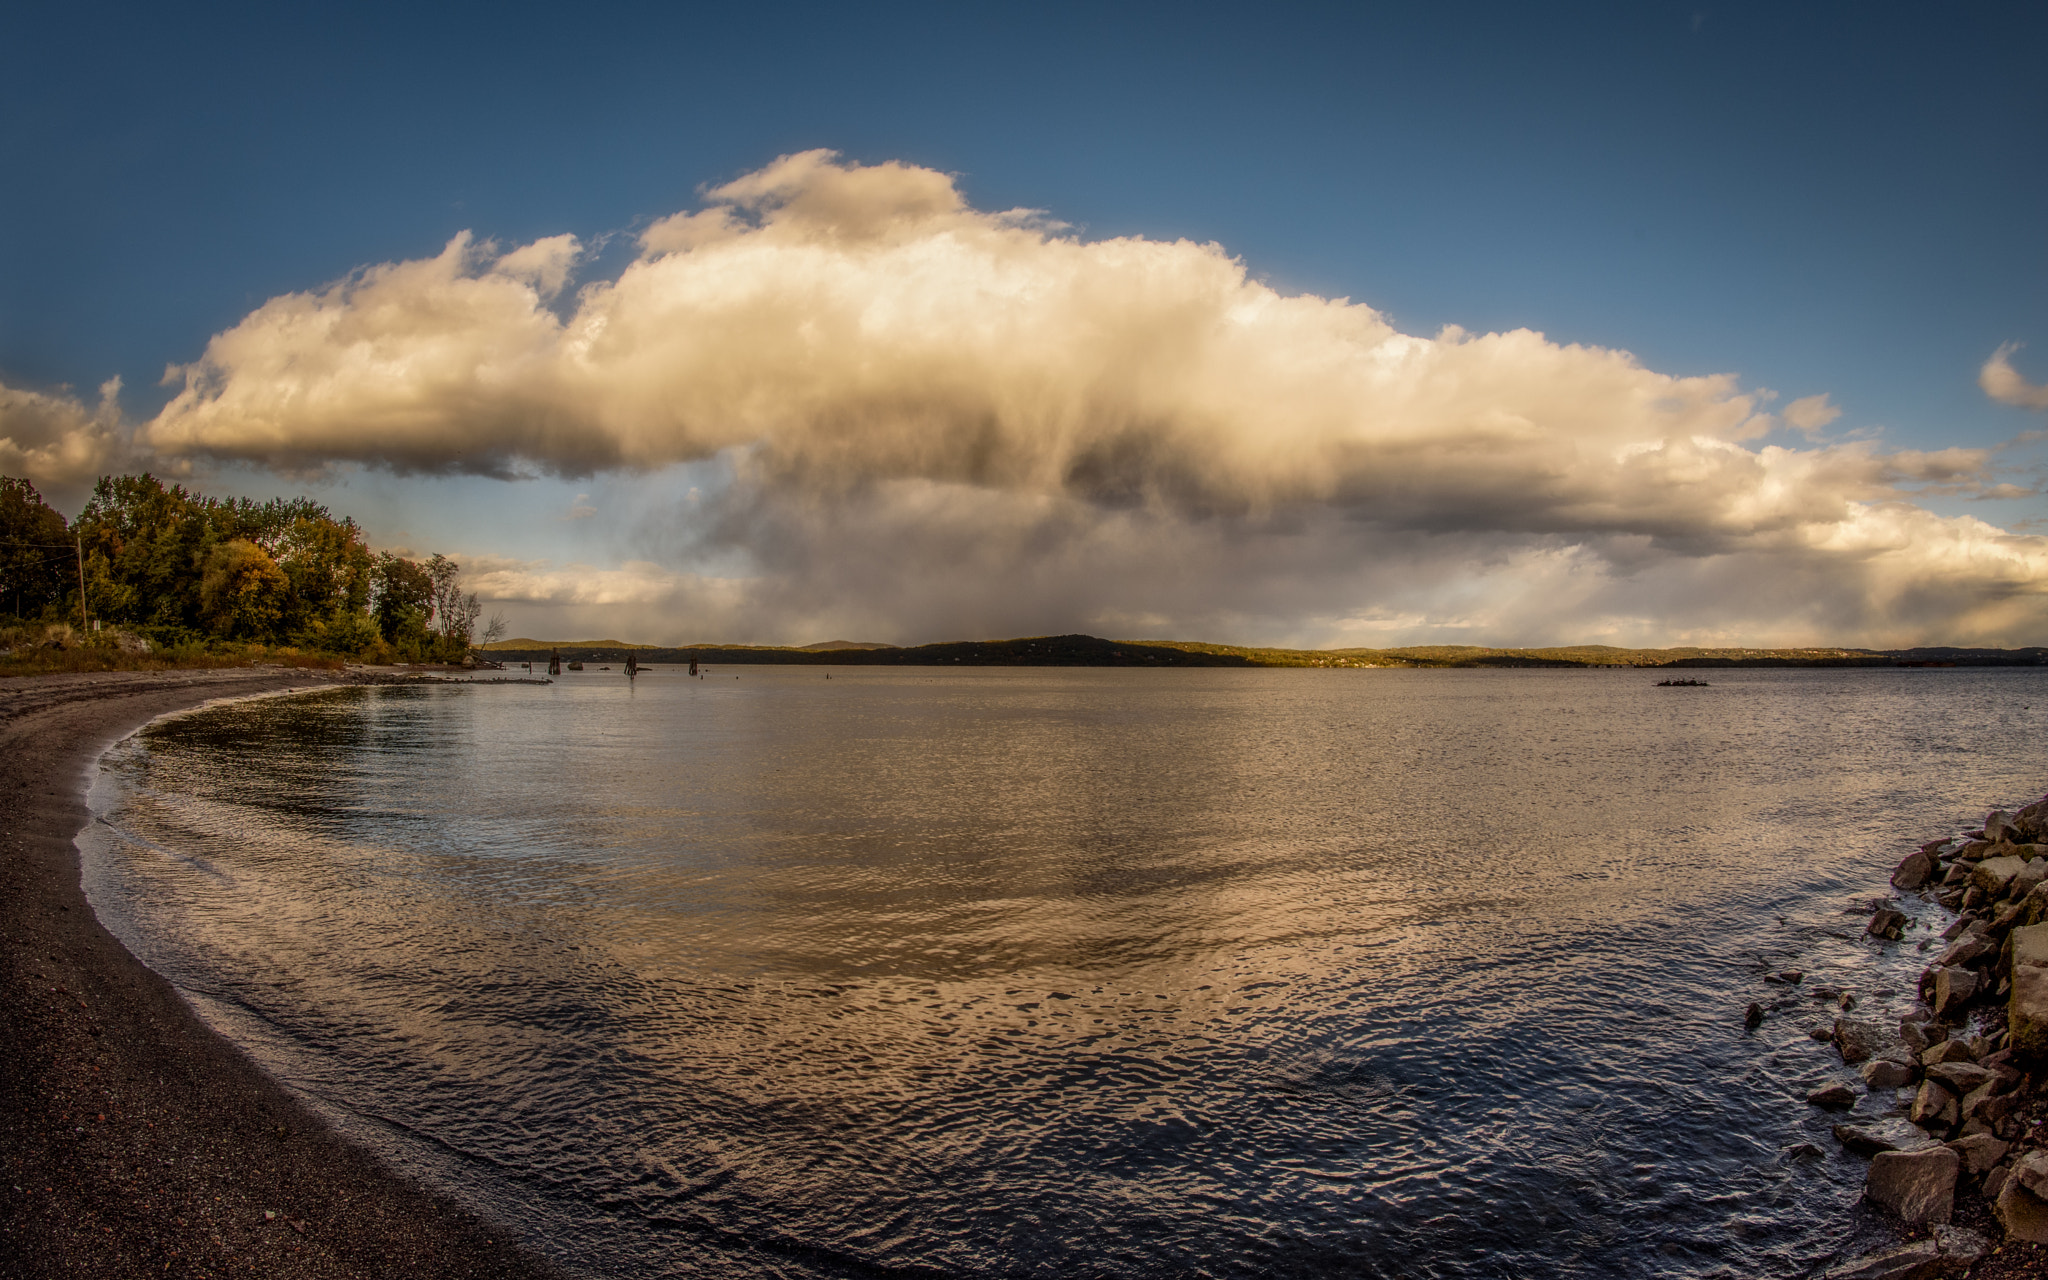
3,0,2045,649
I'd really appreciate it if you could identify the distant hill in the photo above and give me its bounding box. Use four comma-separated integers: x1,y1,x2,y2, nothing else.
481,634,2048,669
484,638,664,651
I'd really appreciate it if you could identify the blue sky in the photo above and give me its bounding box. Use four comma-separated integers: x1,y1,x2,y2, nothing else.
3,2,2045,646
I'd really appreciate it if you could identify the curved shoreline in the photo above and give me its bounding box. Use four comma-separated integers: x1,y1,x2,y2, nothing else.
0,670,565,1280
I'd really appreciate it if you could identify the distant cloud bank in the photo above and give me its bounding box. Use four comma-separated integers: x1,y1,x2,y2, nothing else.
11,152,2047,646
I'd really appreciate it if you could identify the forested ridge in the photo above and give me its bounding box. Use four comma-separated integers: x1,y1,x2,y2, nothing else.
2,474,490,662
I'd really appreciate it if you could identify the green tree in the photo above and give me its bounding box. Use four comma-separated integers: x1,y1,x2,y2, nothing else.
0,477,74,621
372,553,435,647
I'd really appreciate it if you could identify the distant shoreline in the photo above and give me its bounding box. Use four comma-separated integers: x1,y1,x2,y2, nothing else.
482,632,2048,670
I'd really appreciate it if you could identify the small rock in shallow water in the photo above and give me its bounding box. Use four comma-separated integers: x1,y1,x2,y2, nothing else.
1859,1057,1917,1089
1806,1082,1859,1109
1834,1018,1892,1064
1892,850,1935,890
1866,907,1909,939
1833,1117,1940,1156
1744,1002,1764,1029
1784,1142,1824,1161
1820,1240,1940,1280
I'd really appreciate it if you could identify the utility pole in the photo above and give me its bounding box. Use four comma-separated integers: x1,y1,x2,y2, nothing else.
76,534,89,631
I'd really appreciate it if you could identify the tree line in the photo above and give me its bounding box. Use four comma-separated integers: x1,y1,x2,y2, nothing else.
2,474,498,661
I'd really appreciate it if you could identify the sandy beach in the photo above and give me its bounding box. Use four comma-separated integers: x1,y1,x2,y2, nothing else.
0,669,564,1280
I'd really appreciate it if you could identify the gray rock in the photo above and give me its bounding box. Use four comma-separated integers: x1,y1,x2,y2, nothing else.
1899,1020,1935,1053
1860,1057,1918,1089
1893,850,1936,891
1868,907,1909,940
1932,966,1979,1018
1931,1223,1991,1265
1924,1061,1995,1094
1836,1017,1892,1064
2016,1148,2048,1198
1986,810,2016,843
1971,855,2026,895
1995,1165,2048,1245
2016,797,2048,840
2011,922,2048,1060
1986,1166,2009,1200
1834,1117,1941,1155
1921,1039,1974,1066
1909,1079,1957,1129
2013,856,2048,900
1866,1144,1958,1223
1936,935,1993,968
1806,1081,1859,1109
1945,1132,2009,1174
1820,1240,1941,1280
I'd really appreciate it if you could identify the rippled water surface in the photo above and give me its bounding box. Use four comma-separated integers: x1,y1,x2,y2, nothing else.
80,666,2048,1278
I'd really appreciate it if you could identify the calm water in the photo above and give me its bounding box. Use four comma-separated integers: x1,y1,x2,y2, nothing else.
80,666,2048,1279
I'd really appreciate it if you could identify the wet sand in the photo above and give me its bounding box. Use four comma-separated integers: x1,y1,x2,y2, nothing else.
0,669,565,1279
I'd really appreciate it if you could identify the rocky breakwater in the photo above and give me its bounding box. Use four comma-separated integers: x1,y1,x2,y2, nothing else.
1819,797,2048,1279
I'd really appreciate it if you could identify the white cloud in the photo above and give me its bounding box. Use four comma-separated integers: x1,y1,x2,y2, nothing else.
1782,393,1841,435
134,152,2048,645
1983,343,2048,410
0,376,127,507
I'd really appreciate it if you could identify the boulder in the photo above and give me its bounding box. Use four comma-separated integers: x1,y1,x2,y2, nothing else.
1971,856,2026,895
1866,1144,1958,1223
1921,1039,1974,1066
1933,967,1979,1018
1820,1240,1941,1280
1893,850,1936,890
1924,1061,1995,1095
1986,810,2016,843
2010,922,2048,1060
2016,796,2048,840
1860,1057,1919,1089
1909,1079,1957,1129
1994,1154,2048,1244
1945,1132,2009,1175
1834,1117,1941,1156
1806,1081,1859,1109
1936,936,1993,968
1899,1020,1936,1053
2013,857,2048,901
1868,907,1910,940
2016,1148,2048,1198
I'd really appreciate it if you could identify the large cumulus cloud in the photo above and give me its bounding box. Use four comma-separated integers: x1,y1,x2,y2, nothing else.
142,151,2046,646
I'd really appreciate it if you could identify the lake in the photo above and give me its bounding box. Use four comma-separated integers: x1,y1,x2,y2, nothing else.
80,665,2048,1278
